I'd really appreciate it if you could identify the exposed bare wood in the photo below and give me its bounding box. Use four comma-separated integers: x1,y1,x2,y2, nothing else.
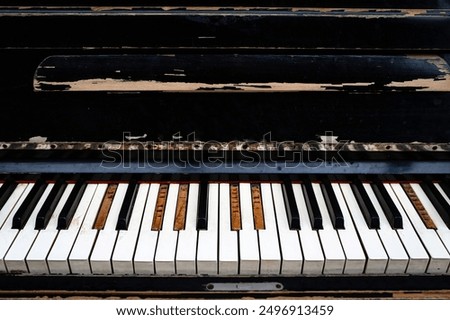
402,183,437,229
93,184,117,230
251,183,265,230
151,184,169,231
173,184,189,231
230,184,241,231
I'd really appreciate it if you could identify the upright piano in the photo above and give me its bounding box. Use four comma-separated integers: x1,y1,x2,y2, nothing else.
1,0,450,298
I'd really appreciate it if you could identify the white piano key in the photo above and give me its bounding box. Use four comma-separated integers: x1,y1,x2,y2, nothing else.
5,183,54,273
90,183,128,274
312,183,346,274
176,183,199,275
340,183,388,274
390,183,450,274
413,183,450,272
383,183,429,274
292,183,324,274
238,182,260,275
363,183,409,274
197,183,218,275
68,184,106,274
26,184,75,274
133,183,159,274
0,183,33,273
217,183,238,275
271,183,303,274
331,183,366,274
154,183,180,275
258,183,281,274
47,184,97,274
112,184,149,274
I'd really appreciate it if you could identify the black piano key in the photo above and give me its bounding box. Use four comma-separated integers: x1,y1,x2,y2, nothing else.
0,177,18,211
351,178,380,229
439,178,450,202
12,178,47,229
320,177,344,229
301,180,323,230
281,179,300,230
196,176,208,230
116,180,139,230
420,177,450,228
57,179,87,229
371,176,403,229
35,178,67,230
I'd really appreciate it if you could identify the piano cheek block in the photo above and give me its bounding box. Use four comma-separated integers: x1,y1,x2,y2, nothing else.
1,3,450,297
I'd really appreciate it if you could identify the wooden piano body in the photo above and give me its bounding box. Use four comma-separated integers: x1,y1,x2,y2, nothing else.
0,0,450,298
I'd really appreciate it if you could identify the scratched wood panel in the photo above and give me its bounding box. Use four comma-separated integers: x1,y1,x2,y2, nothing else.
34,54,450,92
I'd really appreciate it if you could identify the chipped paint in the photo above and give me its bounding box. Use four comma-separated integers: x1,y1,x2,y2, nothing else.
34,77,450,92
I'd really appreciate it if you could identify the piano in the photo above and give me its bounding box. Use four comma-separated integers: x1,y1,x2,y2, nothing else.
1,0,450,298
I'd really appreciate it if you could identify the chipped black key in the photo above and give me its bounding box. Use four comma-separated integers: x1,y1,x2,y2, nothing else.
320,177,344,229
302,179,323,230
371,176,402,229
196,176,209,230
281,179,300,230
0,177,17,211
35,178,67,230
351,178,380,229
12,178,47,229
116,180,139,230
57,179,87,229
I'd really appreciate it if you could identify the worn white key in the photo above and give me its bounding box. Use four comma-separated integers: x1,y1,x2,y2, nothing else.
112,184,149,274
47,184,96,274
331,183,366,274
68,184,106,274
340,183,388,273
90,183,128,274
134,183,159,274
5,184,54,273
391,183,450,273
258,183,281,274
218,183,238,275
176,183,199,275
383,184,429,273
197,183,218,275
312,183,345,274
363,183,409,273
271,183,303,274
26,184,75,274
154,183,179,274
0,183,33,273
292,183,324,274
238,182,260,274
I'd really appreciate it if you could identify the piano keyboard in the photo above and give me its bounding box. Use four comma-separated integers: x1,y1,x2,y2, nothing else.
1,175,450,276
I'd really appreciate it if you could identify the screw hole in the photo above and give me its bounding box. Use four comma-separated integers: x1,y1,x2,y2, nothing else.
275,284,282,289
206,284,214,290
2,144,8,149
385,145,391,150
432,146,438,150
50,144,57,149
242,144,248,150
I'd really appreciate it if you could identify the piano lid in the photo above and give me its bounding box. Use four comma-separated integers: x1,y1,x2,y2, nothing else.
0,4,449,144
